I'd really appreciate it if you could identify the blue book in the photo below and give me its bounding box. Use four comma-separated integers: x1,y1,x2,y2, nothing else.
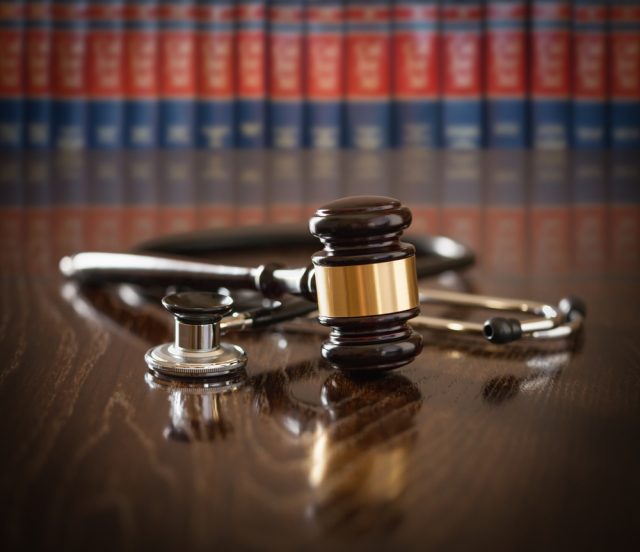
196,0,236,148
441,0,484,149
51,0,88,150
391,0,440,148
236,0,267,148
610,1,640,149
0,0,25,149
572,0,607,149
268,0,305,149
486,1,528,148
24,0,52,148
530,0,571,149
124,0,159,149
158,0,196,148
344,0,392,150
87,0,125,149
305,0,344,149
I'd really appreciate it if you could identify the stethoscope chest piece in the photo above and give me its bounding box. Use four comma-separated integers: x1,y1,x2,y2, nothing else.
145,291,247,379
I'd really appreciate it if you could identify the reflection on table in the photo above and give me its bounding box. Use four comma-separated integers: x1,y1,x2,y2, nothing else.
1,150,637,282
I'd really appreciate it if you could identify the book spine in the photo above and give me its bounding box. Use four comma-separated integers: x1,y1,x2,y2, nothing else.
196,0,235,148
392,0,440,148
305,0,344,149
345,0,392,150
610,1,640,149
159,0,196,148
24,0,51,148
268,0,305,149
486,0,528,148
237,0,267,148
0,1,24,149
123,1,159,148
530,0,571,149
52,0,88,150
87,1,125,149
572,0,607,149
441,0,484,149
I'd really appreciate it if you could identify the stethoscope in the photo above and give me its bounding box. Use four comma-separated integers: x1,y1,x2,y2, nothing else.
60,196,585,380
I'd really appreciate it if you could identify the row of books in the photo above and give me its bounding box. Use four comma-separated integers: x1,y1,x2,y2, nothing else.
1,151,637,278
0,1,638,151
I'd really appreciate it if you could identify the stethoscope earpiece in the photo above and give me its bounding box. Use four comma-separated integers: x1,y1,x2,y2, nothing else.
145,291,247,379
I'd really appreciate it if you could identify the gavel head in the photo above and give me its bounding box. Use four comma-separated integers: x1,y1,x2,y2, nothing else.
309,196,423,372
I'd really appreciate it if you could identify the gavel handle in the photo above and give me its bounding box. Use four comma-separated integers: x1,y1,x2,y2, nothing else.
59,252,316,300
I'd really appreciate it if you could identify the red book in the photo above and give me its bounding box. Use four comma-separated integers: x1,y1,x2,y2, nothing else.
344,1,392,149
123,0,160,148
158,0,196,148
0,1,24,149
25,0,52,148
196,0,235,148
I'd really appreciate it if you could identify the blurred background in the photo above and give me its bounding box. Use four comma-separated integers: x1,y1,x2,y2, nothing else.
0,0,637,151
0,1,638,270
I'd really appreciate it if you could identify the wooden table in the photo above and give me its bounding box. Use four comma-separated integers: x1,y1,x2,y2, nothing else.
1,150,639,550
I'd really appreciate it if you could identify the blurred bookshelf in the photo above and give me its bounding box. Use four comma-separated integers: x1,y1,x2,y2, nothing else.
0,1,637,151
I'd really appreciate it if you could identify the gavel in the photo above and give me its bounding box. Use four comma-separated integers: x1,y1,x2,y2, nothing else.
309,196,422,370
61,196,425,372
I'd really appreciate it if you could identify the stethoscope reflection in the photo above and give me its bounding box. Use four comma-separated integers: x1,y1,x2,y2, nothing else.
145,371,247,442
482,350,573,404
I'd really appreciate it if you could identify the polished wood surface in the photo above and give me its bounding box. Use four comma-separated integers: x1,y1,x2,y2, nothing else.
1,151,639,550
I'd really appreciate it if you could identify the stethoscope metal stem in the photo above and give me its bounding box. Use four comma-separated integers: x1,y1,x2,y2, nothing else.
175,320,219,352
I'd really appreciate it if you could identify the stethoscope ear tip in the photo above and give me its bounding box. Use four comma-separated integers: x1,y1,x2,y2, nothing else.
483,317,523,344
559,297,587,322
